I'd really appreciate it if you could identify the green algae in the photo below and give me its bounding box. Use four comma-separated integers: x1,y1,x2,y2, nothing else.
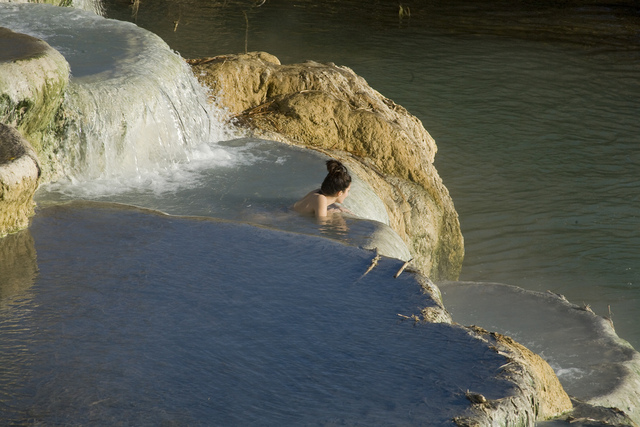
0,27,70,181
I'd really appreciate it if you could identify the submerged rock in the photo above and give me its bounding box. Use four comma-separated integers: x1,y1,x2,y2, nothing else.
0,226,37,297
188,52,464,281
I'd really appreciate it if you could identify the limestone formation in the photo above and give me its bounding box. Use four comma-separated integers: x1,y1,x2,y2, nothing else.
399,298,574,426
0,27,69,236
459,326,573,424
439,281,640,426
0,123,40,236
188,52,464,281
0,27,70,182
187,53,578,424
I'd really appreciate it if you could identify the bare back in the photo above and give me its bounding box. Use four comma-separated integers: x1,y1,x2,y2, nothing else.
293,190,329,217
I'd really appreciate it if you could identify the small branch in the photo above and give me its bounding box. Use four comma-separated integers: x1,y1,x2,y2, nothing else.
394,258,413,278
359,248,380,279
363,253,381,277
397,313,421,322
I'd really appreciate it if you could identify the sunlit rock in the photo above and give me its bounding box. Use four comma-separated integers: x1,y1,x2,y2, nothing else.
454,326,572,425
0,27,65,235
0,27,69,181
440,281,640,425
0,124,40,236
188,52,464,281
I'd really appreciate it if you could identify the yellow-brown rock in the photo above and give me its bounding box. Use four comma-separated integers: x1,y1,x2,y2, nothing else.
1,27,70,236
0,124,40,237
188,52,464,280
454,326,573,425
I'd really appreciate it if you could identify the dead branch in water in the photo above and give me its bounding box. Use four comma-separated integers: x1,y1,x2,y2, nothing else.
361,249,381,278
394,258,413,278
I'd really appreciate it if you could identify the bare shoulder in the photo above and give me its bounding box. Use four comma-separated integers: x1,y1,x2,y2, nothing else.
294,190,320,214
294,190,328,216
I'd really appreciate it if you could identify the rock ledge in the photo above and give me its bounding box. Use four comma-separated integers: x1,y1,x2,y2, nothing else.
188,52,464,281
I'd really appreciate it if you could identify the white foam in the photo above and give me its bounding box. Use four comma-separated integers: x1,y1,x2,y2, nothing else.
554,366,587,381
40,139,265,199
1,3,238,192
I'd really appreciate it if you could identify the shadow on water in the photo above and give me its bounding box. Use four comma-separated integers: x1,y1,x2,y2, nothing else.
103,0,640,58
1,202,512,425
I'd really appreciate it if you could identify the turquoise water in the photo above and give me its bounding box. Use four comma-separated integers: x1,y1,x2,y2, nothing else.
103,0,640,348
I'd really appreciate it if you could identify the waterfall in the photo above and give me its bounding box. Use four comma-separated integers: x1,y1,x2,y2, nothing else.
60,47,227,183
0,3,233,188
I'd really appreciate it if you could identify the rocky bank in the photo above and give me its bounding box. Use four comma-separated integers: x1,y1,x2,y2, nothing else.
0,27,69,236
1,25,633,423
188,52,464,282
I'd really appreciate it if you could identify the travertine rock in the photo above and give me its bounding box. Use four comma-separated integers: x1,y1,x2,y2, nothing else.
0,123,40,236
188,52,464,280
455,326,573,425
0,27,69,182
187,54,577,424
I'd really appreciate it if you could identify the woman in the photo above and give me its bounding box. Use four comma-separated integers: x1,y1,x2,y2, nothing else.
294,159,352,218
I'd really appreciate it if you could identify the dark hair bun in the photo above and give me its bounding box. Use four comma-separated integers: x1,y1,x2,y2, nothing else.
321,159,352,196
326,159,346,175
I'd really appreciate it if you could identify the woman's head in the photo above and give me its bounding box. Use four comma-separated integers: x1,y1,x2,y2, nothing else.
320,160,351,199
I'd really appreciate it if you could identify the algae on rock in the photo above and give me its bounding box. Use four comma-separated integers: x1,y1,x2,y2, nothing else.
0,27,70,235
0,27,70,182
0,124,40,236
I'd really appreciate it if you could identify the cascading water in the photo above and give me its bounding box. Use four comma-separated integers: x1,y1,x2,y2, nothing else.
0,3,405,255
0,3,232,188
0,5,476,424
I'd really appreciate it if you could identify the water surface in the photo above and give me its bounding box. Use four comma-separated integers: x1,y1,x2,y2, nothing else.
1,2,639,423
102,0,640,348
0,203,512,425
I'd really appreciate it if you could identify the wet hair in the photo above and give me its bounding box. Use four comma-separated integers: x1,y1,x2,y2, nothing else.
320,160,351,196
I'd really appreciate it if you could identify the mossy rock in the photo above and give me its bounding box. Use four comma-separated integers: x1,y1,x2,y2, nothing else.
0,27,70,181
